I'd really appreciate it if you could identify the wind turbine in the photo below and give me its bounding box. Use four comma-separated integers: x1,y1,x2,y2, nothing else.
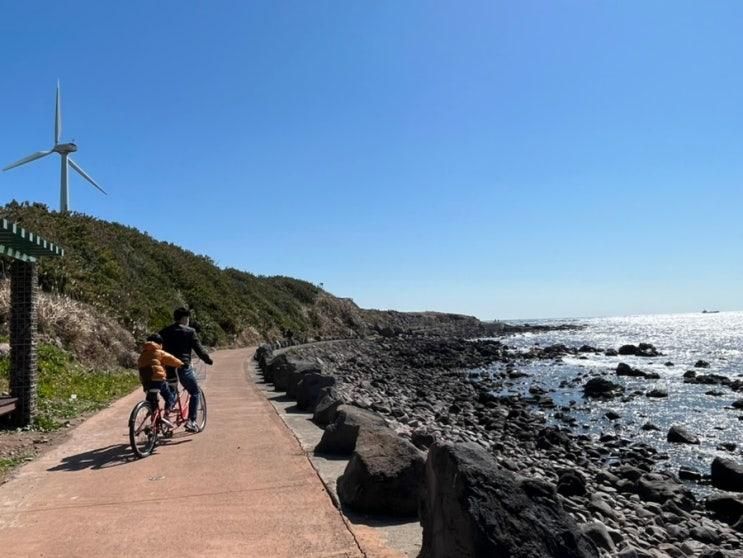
2,82,107,213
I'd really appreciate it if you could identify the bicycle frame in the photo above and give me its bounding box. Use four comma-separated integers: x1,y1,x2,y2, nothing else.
133,369,191,438
161,368,194,431
130,362,207,457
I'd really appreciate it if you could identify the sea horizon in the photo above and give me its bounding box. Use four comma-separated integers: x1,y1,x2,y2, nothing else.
503,308,742,324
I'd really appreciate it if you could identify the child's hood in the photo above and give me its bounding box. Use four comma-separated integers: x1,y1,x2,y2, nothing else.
142,341,162,353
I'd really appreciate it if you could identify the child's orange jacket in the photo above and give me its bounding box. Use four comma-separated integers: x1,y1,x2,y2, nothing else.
137,342,183,382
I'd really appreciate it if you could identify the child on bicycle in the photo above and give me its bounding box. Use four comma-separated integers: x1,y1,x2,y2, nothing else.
137,334,182,427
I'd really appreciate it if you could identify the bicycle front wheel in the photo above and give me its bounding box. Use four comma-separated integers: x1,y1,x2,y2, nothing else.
129,401,157,458
195,388,207,432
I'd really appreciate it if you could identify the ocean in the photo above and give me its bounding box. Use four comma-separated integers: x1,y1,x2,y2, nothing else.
491,311,743,491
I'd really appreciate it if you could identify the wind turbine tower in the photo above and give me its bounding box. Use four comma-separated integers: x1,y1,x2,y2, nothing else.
2,82,107,213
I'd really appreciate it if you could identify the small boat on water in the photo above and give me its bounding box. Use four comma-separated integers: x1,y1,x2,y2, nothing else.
702,309,720,314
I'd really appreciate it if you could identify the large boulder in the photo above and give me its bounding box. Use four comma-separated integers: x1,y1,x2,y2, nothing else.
419,442,599,558
706,493,743,524
618,345,639,356
285,362,323,398
667,425,700,445
312,387,343,425
583,377,624,398
636,473,695,510
378,326,400,338
684,373,730,386
411,429,437,450
618,343,661,357
580,522,615,553
616,362,646,377
536,427,573,451
264,353,291,385
636,343,661,357
337,428,425,516
711,457,743,492
261,354,282,383
273,358,320,392
296,373,336,411
557,470,587,497
315,405,387,455
285,370,303,398
254,344,273,370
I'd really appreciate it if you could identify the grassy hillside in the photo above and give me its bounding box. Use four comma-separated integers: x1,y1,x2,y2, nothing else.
0,343,138,431
0,203,337,346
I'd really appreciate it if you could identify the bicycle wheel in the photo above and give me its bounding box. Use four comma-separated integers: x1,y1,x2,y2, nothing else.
195,388,207,432
129,401,157,458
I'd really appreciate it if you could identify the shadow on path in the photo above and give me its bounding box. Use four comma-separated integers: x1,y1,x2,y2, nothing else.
283,404,305,414
47,444,135,472
48,439,193,472
343,505,419,528
267,393,294,403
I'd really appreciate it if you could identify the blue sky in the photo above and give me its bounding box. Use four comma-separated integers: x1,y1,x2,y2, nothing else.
1,2,742,319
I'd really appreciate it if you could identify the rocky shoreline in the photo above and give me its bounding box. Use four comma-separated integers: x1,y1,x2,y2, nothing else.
257,334,743,557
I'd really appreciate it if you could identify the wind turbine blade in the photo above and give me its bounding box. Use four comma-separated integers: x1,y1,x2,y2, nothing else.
55,81,61,144
68,159,107,194
2,150,53,171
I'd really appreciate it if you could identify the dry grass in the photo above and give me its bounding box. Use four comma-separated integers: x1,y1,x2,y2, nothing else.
0,282,136,369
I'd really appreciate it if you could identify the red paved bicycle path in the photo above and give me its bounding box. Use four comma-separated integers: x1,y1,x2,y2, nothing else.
0,348,364,557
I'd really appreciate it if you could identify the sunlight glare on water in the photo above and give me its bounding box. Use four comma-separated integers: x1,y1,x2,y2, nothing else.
494,311,743,489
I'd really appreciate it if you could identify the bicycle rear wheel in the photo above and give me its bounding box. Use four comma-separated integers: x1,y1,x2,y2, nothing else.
195,388,207,432
129,401,157,458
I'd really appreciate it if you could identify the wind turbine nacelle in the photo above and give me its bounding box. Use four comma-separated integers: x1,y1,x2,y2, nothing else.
53,143,77,154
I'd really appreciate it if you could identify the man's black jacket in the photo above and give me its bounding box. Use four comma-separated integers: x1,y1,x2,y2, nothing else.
159,323,212,367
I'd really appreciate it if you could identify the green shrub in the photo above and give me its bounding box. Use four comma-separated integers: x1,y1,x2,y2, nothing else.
0,454,32,476
0,343,139,431
0,203,324,345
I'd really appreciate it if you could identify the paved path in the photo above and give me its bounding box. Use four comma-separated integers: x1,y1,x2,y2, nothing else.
0,348,363,557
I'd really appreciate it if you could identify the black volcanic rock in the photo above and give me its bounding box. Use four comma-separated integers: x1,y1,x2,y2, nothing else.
254,344,273,370
280,335,743,557
312,387,343,425
584,377,623,398
711,457,743,492
272,357,321,392
618,343,661,357
557,470,587,497
618,345,639,356
637,473,695,510
706,493,743,523
296,372,336,411
315,405,387,455
419,442,598,558
637,343,661,357
667,425,700,445
679,467,703,482
337,427,425,516
616,362,646,377
685,373,730,386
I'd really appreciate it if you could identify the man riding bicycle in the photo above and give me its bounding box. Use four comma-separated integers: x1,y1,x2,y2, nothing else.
159,307,213,432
